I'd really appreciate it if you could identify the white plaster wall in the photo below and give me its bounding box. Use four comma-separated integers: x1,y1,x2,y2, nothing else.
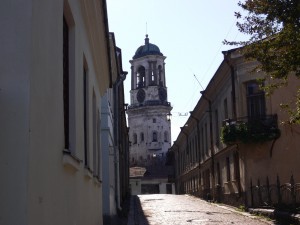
130,179,142,195
128,107,171,165
0,0,109,224
101,91,117,217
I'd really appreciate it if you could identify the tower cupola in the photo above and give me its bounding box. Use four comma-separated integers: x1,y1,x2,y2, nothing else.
133,35,163,59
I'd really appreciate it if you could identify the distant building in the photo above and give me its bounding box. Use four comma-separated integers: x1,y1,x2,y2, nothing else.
127,35,174,194
170,47,300,208
0,1,117,224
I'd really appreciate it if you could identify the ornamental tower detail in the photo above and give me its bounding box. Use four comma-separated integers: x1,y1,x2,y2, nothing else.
127,35,172,166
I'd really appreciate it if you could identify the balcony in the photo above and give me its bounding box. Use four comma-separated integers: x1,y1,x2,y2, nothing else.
221,115,281,145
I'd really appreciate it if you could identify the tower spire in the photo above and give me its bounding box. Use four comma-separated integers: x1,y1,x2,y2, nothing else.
145,34,149,45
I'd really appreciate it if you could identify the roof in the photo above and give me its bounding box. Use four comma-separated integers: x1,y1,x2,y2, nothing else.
129,161,172,180
130,167,147,178
133,35,163,59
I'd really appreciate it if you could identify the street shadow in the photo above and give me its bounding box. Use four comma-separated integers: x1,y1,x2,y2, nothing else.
132,195,150,225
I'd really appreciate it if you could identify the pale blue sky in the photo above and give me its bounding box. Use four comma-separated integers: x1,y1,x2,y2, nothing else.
107,0,246,142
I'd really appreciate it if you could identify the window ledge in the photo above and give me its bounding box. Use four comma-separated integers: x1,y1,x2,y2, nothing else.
84,167,93,179
62,149,81,171
93,177,102,186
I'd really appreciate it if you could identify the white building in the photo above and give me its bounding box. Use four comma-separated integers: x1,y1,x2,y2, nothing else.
101,33,129,224
127,35,174,194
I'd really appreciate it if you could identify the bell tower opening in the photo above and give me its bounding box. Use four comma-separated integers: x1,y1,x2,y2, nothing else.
136,66,145,88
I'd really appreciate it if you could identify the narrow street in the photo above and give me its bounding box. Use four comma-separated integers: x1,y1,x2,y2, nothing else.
127,194,285,225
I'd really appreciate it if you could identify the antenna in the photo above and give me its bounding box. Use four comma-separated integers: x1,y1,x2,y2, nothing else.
193,74,204,90
146,22,148,34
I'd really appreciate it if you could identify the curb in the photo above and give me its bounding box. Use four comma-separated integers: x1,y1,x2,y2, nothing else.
249,208,300,225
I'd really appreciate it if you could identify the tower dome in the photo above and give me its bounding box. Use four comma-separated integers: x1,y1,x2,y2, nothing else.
133,35,163,59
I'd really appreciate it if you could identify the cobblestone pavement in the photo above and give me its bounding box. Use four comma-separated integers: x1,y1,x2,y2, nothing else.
128,194,285,225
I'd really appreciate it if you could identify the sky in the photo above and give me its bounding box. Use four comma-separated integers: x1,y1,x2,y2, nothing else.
106,0,247,142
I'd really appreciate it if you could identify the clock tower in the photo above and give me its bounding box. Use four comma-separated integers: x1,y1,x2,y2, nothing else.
127,35,172,167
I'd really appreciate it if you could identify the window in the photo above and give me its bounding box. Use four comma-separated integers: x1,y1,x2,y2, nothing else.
204,123,208,156
215,110,220,146
217,162,221,185
152,131,157,142
83,65,88,167
153,118,156,123
158,65,163,86
234,152,239,181
140,132,144,142
201,126,204,160
166,183,172,194
149,62,157,85
133,133,137,144
63,16,69,150
137,66,145,88
226,157,231,181
164,131,168,142
224,98,228,119
92,91,97,173
63,7,75,153
246,81,266,118
195,135,199,162
96,111,101,178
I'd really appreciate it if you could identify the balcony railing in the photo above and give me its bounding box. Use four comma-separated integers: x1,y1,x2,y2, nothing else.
221,114,281,144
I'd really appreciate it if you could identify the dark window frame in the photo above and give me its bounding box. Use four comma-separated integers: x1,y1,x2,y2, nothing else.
63,16,69,150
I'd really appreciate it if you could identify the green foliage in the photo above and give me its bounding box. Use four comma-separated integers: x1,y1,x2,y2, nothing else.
237,205,246,212
220,121,281,145
224,0,300,124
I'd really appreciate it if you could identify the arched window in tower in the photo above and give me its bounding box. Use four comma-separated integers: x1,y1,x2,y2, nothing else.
158,65,163,86
152,131,158,142
164,131,168,142
151,71,155,82
140,132,144,142
133,133,137,144
136,66,145,88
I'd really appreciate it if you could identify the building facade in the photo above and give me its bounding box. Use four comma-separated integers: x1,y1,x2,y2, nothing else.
101,33,130,224
170,48,300,208
127,35,174,194
0,1,118,224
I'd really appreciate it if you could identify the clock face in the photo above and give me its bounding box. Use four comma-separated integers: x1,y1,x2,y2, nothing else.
159,88,167,101
137,89,146,103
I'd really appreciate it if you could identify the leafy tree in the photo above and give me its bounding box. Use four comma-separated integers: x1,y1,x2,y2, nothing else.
224,0,300,124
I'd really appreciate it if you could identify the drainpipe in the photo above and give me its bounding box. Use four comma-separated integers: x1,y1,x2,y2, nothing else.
189,112,201,167
172,142,180,194
223,51,237,120
200,91,215,202
113,71,127,212
180,127,189,171
180,127,190,193
190,111,201,195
